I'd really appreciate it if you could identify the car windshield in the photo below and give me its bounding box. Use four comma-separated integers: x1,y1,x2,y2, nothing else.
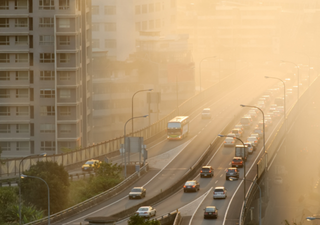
85,161,94,165
205,207,216,212
185,181,195,185
131,188,142,192
138,207,149,211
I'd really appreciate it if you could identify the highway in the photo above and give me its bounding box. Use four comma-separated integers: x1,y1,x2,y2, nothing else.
56,67,291,225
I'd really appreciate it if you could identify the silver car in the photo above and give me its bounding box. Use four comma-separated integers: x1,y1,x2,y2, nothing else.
213,186,227,199
129,187,146,199
136,206,156,218
247,136,258,147
224,137,235,147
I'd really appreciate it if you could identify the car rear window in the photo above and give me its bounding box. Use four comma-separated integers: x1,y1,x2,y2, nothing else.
185,181,195,185
205,208,216,212
214,189,224,192
233,159,241,162
240,118,250,123
202,168,210,171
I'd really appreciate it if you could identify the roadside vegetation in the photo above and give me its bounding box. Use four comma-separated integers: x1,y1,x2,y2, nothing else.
0,160,123,224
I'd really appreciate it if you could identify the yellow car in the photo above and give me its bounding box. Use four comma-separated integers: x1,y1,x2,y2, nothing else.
81,159,101,171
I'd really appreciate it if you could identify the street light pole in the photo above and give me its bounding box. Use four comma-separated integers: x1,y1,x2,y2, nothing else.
21,174,50,225
218,134,246,203
240,104,266,167
281,60,300,102
199,56,217,93
19,153,46,225
230,177,261,225
131,89,153,135
124,115,148,177
265,76,286,132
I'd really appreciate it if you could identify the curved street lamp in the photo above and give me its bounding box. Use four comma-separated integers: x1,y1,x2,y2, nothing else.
131,89,153,135
19,153,47,225
21,174,50,225
218,134,246,202
229,177,261,225
240,104,266,167
123,115,148,177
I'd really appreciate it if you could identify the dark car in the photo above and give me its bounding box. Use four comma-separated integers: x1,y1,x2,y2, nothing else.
204,206,218,219
226,167,239,180
200,166,214,178
183,180,200,192
231,157,243,168
129,187,146,199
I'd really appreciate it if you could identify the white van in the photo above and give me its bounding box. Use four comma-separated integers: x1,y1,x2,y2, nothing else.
201,108,211,119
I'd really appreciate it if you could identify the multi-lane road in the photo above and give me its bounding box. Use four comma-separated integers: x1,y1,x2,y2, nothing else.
56,67,293,225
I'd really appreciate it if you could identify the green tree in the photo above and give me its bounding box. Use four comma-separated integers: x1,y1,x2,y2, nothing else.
0,186,44,224
128,214,160,225
21,161,70,214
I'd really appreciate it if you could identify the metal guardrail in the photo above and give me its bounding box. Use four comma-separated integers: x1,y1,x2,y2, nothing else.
25,163,149,225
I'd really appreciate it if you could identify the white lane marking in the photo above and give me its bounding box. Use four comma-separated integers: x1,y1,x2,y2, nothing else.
63,136,197,225
215,180,218,184
220,174,223,177
188,187,213,225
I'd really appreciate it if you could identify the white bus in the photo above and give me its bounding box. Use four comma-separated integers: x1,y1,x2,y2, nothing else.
167,116,189,140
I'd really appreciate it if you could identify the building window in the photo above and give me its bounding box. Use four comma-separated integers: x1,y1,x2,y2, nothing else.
39,35,54,45
149,20,154,29
0,89,10,98
40,53,54,63
40,106,55,116
58,36,70,45
142,21,147,30
60,106,71,116
0,54,9,63
17,141,29,151
58,71,70,80
135,5,140,14
59,53,70,63
39,0,55,10
60,124,71,133
16,124,29,133
58,18,70,28
59,89,71,98
16,89,28,98
59,0,69,9
40,71,54,80
92,39,100,48
0,106,10,116
15,18,28,27
15,36,28,45
0,1,9,10
40,123,55,133
92,5,99,15
104,23,116,32
155,19,160,28
149,4,154,12
15,0,28,9
155,2,160,11
0,124,10,133
40,89,55,98
15,53,28,63
105,39,116,49
104,5,116,15
92,23,99,31
0,71,9,80
0,18,9,27
135,22,140,32
16,106,29,116
0,142,10,151
15,71,28,80
0,36,9,45
142,4,147,13
39,17,54,27
41,141,55,151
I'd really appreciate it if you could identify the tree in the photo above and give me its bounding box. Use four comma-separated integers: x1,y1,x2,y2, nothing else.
21,161,70,214
128,214,160,225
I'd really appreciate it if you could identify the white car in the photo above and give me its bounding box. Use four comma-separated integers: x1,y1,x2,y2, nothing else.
136,206,156,218
247,136,258,147
244,142,254,154
224,137,235,147
213,186,227,199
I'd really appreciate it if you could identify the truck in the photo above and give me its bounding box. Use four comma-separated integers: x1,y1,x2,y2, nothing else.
235,144,248,161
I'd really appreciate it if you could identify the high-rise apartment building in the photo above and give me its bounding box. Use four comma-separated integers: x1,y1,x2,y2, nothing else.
0,0,93,157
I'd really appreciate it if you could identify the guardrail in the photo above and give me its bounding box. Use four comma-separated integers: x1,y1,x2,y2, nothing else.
25,163,149,225
240,76,319,225
1,65,256,178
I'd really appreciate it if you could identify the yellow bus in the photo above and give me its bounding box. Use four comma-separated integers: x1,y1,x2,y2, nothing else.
167,116,189,140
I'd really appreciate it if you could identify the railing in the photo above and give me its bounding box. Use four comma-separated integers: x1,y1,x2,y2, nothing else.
25,163,149,225
1,65,253,178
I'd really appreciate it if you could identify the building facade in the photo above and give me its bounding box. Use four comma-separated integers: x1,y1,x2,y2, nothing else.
0,0,93,157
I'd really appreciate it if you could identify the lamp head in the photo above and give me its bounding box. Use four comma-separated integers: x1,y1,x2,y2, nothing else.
40,153,47,157
306,217,315,221
148,89,153,91
143,115,149,118
265,76,269,78
21,174,27,179
218,134,224,138
240,104,246,107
